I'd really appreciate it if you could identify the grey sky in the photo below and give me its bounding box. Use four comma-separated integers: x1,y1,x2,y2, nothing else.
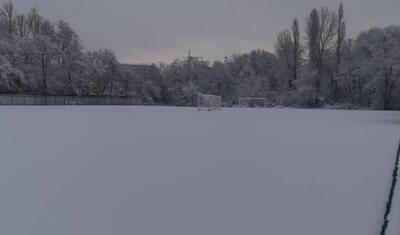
12,0,400,64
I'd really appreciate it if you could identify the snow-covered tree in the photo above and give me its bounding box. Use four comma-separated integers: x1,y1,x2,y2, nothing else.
0,1,15,36
275,30,294,89
27,8,42,37
292,18,301,85
15,14,28,38
305,7,338,105
211,60,236,106
0,55,26,93
0,2,400,111
54,21,87,95
331,2,346,102
354,26,400,109
86,49,119,96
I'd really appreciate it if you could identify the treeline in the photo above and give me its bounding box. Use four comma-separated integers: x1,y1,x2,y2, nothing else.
1,2,400,109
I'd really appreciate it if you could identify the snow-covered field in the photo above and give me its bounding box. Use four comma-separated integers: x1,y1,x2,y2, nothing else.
0,106,399,235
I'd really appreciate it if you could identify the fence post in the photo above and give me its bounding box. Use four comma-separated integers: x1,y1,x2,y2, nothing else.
0,95,142,106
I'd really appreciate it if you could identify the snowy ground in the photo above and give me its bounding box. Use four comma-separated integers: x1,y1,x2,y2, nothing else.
0,106,399,235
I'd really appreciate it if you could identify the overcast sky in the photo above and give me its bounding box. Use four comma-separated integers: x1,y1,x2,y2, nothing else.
11,0,400,64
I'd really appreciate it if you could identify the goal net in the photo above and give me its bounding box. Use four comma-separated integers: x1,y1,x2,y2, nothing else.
238,98,267,108
198,94,222,111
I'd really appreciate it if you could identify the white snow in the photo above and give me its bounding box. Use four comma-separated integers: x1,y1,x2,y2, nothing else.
0,106,399,235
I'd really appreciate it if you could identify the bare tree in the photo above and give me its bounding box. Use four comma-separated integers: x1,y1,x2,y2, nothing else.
275,30,294,89
306,7,337,103
86,49,119,96
31,35,60,97
40,19,55,40
0,1,15,35
27,8,42,37
292,18,301,84
54,21,86,95
15,14,28,38
332,2,346,101
307,9,319,67
336,3,346,71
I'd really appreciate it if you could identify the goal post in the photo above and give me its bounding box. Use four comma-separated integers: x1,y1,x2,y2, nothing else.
238,98,267,108
198,94,222,111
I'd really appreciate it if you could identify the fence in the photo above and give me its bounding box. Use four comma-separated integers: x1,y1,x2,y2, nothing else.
0,94,142,106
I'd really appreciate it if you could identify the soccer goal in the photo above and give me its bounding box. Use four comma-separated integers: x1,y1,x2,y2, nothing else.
198,94,222,111
238,98,267,108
